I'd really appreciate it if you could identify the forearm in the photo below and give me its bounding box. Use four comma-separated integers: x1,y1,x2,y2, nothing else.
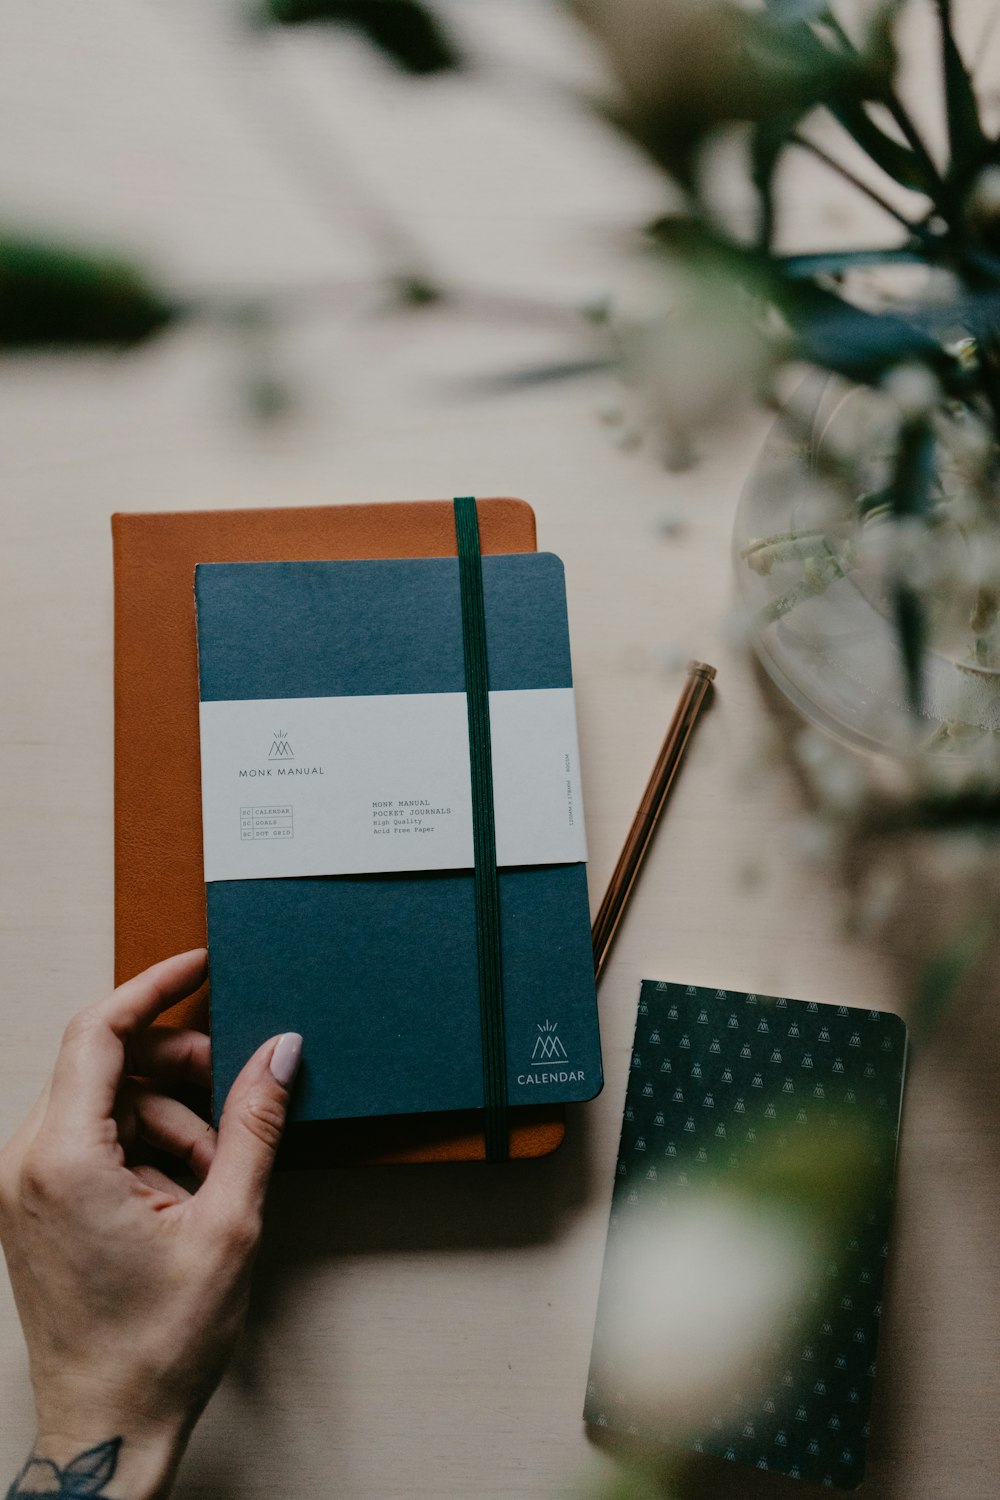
8,1428,185,1500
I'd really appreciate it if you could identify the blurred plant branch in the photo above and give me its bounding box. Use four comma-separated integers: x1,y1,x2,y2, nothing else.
253,0,461,74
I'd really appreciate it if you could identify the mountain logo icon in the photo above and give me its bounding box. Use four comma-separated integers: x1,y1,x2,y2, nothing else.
268,731,295,760
531,1020,568,1063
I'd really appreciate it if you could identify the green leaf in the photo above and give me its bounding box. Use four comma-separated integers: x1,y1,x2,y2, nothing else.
646,215,777,300
867,788,1000,834
391,272,444,307
857,485,893,520
913,912,994,1034
594,1465,675,1500
893,581,927,716
761,0,833,22
0,236,174,349
935,0,987,188
261,0,460,73
455,357,615,394
750,116,796,251
649,216,945,382
778,247,926,278
778,281,945,382
828,99,931,194
888,414,937,520
598,3,888,189
887,414,936,715
737,1113,881,1231
742,14,876,114
646,214,981,392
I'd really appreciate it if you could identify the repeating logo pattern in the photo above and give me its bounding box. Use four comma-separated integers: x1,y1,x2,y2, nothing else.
585,981,907,1490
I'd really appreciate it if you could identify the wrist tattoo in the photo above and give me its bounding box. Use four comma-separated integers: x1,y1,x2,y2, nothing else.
7,1438,122,1499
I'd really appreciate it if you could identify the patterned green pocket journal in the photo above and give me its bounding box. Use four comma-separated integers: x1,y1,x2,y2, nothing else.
585,980,907,1490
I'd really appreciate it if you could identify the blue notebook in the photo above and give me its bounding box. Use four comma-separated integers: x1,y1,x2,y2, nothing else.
585,981,906,1490
195,554,602,1124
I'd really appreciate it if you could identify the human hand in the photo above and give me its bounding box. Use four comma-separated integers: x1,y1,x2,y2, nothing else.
0,949,302,1500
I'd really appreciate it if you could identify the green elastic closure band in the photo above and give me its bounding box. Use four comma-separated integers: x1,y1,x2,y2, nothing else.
453,496,509,1163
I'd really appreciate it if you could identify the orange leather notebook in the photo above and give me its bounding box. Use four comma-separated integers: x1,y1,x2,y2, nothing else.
112,498,565,1163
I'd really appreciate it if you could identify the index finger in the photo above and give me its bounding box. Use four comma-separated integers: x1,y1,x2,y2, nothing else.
94,949,208,1037
47,950,208,1139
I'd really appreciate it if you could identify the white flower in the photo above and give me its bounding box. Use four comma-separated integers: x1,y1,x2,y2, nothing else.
795,731,865,814
882,363,940,421
938,406,995,478
793,813,840,864
927,832,991,880
858,516,938,592
597,1194,815,1435
965,165,1000,227
641,304,767,432
654,505,686,539
794,728,834,773
851,868,901,934
597,402,625,426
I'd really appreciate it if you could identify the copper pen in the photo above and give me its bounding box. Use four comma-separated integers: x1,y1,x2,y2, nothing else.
592,660,716,982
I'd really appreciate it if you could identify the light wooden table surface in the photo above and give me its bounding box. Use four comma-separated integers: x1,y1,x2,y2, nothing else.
0,5,997,1497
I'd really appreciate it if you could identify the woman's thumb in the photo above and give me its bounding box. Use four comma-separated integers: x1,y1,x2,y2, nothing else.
200,1033,302,1234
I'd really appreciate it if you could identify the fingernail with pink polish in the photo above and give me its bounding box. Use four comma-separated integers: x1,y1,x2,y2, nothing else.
270,1032,303,1088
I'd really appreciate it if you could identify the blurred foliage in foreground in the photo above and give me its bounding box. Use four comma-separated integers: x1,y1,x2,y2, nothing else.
4,0,999,1013
575,0,1000,711
258,0,461,74
564,0,1000,1021
0,9,975,1495
0,237,176,349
